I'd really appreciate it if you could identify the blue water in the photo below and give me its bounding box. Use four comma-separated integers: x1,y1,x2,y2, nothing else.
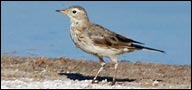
1,1,191,65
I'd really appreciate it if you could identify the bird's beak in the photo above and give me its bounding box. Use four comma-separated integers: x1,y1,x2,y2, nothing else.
56,10,61,12
56,9,67,14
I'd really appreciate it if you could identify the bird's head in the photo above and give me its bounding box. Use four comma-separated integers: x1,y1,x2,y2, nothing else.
56,6,89,23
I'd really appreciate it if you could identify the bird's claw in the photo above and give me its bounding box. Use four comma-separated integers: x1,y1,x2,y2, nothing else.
111,81,116,85
91,80,99,84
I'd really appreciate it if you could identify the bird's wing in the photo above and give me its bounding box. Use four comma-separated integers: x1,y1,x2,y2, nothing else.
114,33,144,45
87,23,144,48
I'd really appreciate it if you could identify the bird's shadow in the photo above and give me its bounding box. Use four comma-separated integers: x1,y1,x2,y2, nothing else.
58,72,136,82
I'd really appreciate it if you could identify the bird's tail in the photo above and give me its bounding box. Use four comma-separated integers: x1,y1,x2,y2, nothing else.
132,44,165,53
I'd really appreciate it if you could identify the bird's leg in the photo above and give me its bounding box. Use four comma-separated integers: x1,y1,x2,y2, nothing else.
112,62,118,85
92,57,105,83
109,56,118,85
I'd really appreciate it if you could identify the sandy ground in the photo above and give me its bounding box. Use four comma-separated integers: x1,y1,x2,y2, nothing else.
1,56,191,89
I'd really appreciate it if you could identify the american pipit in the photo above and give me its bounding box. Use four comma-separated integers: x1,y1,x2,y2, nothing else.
56,6,165,85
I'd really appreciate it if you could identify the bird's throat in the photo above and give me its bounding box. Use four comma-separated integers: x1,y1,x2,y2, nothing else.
71,20,90,31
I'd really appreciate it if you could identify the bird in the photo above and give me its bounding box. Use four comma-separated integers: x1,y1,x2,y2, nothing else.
56,6,165,85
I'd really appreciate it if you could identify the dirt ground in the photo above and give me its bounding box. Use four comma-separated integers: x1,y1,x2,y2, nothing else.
1,56,191,89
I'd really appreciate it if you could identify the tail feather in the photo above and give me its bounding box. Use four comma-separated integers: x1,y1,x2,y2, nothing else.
132,44,165,53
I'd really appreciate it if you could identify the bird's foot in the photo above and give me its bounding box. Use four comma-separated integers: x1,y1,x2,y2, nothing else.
91,80,99,84
110,80,116,85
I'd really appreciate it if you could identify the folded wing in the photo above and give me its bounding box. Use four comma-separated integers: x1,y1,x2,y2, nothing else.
88,24,143,49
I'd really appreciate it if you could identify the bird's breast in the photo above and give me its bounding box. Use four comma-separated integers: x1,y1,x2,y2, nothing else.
70,26,91,49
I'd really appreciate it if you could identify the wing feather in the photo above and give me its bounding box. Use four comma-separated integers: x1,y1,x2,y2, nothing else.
88,24,143,48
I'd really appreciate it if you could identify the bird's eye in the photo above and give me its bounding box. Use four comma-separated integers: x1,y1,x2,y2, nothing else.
72,10,77,14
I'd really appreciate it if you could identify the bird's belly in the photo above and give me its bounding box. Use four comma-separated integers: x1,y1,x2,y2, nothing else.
81,43,119,56
80,43,119,57
70,29,119,57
